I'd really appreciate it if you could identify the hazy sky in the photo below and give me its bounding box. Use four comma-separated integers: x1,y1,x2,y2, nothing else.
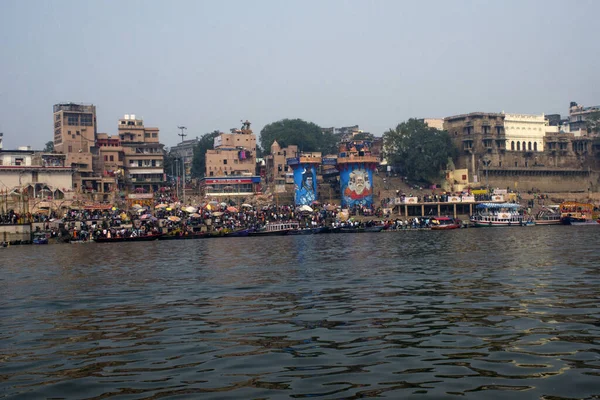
1,0,599,150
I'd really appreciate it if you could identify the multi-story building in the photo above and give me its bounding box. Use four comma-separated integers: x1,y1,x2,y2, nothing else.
444,110,593,191
420,118,445,130
205,121,256,177
201,121,260,197
569,101,600,132
116,115,164,192
170,138,199,180
0,146,73,202
52,103,99,192
503,113,547,153
444,112,506,176
96,133,123,194
265,141,298,186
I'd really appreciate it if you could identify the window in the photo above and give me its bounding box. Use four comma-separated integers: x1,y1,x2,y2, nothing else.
138,160,142,167
110,155,114,162
76,131,80,136
145,133,150,138
522,141,526,151
104,155,108,161
151,160,156,167
152,133,157,138
516,142,520,151
511,141,515,150
223,159,227,165
534,142,538,151
528,142,532,151
68,145,72,152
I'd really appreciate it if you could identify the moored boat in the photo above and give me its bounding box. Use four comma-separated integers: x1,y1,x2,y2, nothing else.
94,233,163,243
559,202,599,225
158,232,207,240
248,222,299,236
534,206,561,225
430,216,461,230
32,232,49,244
470,203,525,227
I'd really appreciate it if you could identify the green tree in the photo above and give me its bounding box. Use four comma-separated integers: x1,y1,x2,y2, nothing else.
259,119,338,155
191,130,221,178
43,141,54,152
353,131,375,141
383,118,457,183
586,111,600,134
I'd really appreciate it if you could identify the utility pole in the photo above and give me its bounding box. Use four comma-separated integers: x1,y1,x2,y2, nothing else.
178,126,187,204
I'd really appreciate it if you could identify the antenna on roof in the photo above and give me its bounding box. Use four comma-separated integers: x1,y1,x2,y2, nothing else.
177,126,187,143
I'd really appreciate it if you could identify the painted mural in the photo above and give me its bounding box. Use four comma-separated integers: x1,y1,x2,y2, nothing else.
293,165,318,206
341,167,373,207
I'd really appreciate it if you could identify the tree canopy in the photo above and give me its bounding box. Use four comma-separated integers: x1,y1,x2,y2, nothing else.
383,119,457,183
259,119,338,156
190,130,221,178
44,141,54,152
586,111,600,134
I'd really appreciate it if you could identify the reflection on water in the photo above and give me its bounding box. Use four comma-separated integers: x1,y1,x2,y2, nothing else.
1,227,600,399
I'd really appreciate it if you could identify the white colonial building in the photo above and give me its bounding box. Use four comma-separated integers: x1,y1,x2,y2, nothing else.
503,113,548,152
0,147,73,200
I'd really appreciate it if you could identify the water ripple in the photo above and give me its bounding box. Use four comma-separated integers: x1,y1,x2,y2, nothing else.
1,228,599,399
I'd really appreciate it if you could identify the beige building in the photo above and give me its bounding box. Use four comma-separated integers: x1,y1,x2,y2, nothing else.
205,121,256,177
265,141,298,186
421,118,445,130
52,103,98,192
0,148,73,200
116,115,164,192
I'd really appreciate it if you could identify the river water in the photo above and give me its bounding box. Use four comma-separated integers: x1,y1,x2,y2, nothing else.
1,227,599,399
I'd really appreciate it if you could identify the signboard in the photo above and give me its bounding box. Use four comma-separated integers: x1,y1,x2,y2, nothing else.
213,136,222,148
494,189,508,194
461,195,475,202
491,195,505,201
394,197,402,205
127,193,153,199
448,196,461,203
404,197,418,204
204,177,259,184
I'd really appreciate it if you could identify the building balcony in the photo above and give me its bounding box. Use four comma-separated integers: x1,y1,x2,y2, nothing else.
336,155,379,164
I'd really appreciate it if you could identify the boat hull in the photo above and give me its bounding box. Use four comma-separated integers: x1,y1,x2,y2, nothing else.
94,234,163,243
431,224,461,230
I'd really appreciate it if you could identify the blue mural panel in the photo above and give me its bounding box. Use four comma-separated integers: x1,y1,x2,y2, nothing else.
293,165,318,206
340,166,373,208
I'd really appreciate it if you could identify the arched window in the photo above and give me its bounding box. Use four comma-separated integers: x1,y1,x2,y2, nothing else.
534,142,537,151
528,142,532,151
511,141,515,150
522,141,526,151
517,142,520,151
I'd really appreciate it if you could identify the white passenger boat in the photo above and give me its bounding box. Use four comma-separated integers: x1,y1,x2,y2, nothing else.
470,203,531,227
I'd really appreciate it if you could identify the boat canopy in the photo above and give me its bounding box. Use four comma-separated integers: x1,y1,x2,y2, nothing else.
476,202,521,209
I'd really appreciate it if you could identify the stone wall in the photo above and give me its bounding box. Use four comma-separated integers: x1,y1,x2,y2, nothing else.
0,224,32,244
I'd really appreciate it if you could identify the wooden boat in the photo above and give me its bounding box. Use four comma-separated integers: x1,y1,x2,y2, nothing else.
32,232,49,244
534,207,561,225
288,226,327,235
430,216,461,230
158,232,208,240
94,233,163,243
248,222,299,236
559,202,599,225
224,228,255,237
